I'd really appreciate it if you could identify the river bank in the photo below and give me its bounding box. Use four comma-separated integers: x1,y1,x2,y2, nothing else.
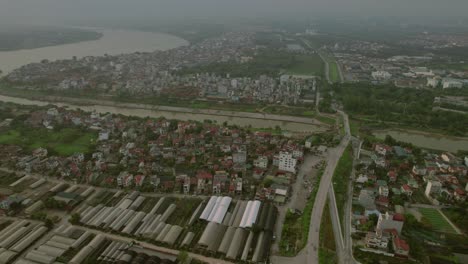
373,129,468,153
0,94,330,134
0,28,188,74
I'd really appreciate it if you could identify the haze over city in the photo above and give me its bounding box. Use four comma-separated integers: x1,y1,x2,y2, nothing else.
0,1,466,264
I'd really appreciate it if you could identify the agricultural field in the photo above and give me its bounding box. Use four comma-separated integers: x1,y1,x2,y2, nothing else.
284,53,324,76
419,208,458,234
0,127,97,156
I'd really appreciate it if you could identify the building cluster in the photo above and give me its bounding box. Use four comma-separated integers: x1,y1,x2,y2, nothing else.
0,106,304,203
328,38,468,89
6,32,255,93
193,73,315,105
352,142,467,258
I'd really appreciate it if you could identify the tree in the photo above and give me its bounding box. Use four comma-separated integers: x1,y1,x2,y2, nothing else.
177,251,190,264
69,213,81,225
45,218,54,229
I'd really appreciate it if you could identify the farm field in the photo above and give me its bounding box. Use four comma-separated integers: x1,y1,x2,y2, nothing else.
419,208,458,234
0,127,97,156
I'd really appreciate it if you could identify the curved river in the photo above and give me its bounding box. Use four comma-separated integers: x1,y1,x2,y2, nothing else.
0,28,188,74
0,28,326,133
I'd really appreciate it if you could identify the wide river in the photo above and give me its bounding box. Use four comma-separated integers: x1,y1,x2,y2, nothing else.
0,28,188,74
373,130,468,152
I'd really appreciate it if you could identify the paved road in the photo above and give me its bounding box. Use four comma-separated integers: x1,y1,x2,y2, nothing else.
271,154,323,254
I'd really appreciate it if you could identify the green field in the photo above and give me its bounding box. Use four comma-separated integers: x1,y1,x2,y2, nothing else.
328,62,340,83
284,53,324,76
0,127,97,156
419,208,458,234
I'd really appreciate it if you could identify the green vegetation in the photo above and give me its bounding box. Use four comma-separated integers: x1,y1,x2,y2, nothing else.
319,203,338,264
0,126,97,156
332,145,353,229
178,50,323,78
279,165,325,256
442,207,468,234
349,119,361,137
333,82,468,136
354,249,415,264
328,62,340,83
284,53,324,76
419,208,458,234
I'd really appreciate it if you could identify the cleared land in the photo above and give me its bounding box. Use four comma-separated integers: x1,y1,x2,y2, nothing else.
0,127,96,156
419,208,458,234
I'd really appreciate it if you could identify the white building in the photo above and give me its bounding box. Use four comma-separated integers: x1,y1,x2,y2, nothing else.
427,77,440,88
379,186,389,197
425,181,442,197
253,156,268,169
278,151,297,173
442,79,463,89
233,151,247,164
376,212,404,234
371,71,392,80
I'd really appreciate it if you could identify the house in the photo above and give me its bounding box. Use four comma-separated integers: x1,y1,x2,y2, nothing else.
98,131,110,141
278,151,297,173
379,186,389,197
134,175,145,187
393,146,410,158
356,174,369,184
196,171,213,194
401,184,413,196
387,171,397,183
366,232,389,249
117,172,133,187
358,189,376,210
393,236,410,257
425,181,442,197
0,195,23,210
375,196,389,208
376,212,404,234
213,171,229,194
412,165,427,176
233,151,247,164
372,71,392,80
253,156,268,169
453,188,466,202
375,144,391,156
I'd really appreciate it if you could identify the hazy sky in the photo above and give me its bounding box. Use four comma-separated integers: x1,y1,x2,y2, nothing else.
1,0,467,25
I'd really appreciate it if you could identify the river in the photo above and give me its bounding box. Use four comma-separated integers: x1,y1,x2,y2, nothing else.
0,95,326,133
0,28,188,74
373,130,468,152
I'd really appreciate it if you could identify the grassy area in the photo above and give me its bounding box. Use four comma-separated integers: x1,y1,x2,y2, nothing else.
328,62,340,83
316,115,337,126
332,145,353,230
354,248,415,264
0,126,96,156
442,208,468,234
284,53,324,76
279,165,325,256
319,203,338,264
349,119,361,137
419,208,458,234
